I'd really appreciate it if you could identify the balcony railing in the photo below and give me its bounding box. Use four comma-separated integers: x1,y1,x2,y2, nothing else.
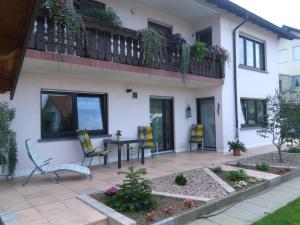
28,11,224,79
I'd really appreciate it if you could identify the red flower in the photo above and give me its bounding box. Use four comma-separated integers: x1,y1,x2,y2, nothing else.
147,212,156,221
164,205,175,215
184,199,195,208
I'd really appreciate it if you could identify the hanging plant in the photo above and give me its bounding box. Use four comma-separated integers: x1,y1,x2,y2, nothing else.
0,103,17,176
139,28,166,68
193,41,208,60
43,0,86,54
207,45,230,63
180,43,191,78
82,7,122,27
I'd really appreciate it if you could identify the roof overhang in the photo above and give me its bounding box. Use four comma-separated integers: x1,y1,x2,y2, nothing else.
207,0,298,40
0,0,41,99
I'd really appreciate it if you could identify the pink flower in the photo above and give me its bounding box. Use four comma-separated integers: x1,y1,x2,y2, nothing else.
184,199,195,208
164,205,175,215
104,186,118,196
147,212,156,221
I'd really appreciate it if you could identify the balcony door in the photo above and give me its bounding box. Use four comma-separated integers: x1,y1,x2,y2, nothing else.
150,97,174,152
197,98,216,149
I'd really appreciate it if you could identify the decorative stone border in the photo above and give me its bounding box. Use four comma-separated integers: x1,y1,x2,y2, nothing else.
152,191,210,202
0,211,19,225
203,168,235,194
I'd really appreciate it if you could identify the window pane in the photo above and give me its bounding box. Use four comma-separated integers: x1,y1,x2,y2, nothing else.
77,96,103,130
278,49,288,63
293,46,300,60
246,40,254,67
41,93,74,137
239,37,245,65
292,75,300,88
247,100,256,125
257,101,265,124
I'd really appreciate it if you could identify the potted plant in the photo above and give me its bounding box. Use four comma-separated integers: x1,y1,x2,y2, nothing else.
115,130,122,141
227,139,246,156
0,153,7,174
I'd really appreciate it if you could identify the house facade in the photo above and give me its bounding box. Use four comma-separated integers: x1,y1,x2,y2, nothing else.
0,0,294,176
279,26,300,90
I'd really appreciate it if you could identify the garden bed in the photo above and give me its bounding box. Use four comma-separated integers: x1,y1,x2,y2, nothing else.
212,169,264,190
236,152,300,168
91,193,203,225
228,163,293,175
150,169,227,199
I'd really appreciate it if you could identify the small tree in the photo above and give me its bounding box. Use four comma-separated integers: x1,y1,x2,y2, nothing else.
257,90,300,163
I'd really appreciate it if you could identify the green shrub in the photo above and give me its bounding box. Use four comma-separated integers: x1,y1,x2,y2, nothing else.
212,166,222,173
227,139,247,152
227,170,247,182
0,153,6,165
256,162,270,171
288,147,300,153
103,167,156,212
175,174,187,186
193,41,207,60
82,7,122,27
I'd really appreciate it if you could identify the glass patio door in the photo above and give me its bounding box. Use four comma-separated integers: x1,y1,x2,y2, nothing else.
150,97,174,152
197,98,216,148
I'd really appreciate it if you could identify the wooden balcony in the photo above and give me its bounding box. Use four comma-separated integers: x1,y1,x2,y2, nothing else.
27,10,224,79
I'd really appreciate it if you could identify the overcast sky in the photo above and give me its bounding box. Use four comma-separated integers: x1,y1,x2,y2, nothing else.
230,0,300,29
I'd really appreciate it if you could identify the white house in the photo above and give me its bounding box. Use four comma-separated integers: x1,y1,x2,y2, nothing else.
0,0,295,176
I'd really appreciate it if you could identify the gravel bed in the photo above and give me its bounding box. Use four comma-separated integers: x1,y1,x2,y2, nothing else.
150,169,227,199
236,152,300,168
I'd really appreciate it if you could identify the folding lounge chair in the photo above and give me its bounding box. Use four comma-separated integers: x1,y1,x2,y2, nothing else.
23,139,92,186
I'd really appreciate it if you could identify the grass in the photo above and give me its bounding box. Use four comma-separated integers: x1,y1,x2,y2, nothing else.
252,197,300,225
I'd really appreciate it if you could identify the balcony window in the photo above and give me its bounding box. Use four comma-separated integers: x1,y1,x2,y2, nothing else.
41,91,108,139
196,27,212,47
293,46,300,60
239,35,265,71
148,20,172,37
241,99,266,127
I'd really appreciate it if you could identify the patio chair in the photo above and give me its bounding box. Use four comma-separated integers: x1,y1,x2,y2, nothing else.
23,139,91,186
189,124,204,152
138,126,158,158
76,129,110,167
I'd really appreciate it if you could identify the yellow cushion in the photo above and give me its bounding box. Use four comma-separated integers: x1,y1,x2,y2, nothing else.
77,130,94,153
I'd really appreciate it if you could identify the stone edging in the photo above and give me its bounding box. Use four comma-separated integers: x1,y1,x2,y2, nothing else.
203,168,235,193
0,211,19,225
152,191,210,202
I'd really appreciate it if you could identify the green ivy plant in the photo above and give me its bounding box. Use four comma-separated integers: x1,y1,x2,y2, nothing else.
43,0,86,53
0,153,6,166
180,43,191,77
82,7,122,27
193,41,207,60
0,103,17,175
139,28,166,68
103,167,156,212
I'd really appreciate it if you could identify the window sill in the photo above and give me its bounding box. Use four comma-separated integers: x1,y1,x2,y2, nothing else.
240,125,262,130
239,65,268,74
38,134,112,143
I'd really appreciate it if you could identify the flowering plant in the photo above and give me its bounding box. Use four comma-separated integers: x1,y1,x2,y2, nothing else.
207,45,230,63
234,180,248,189
184,199,195,208
104,186,118,196
146,212,156,221
164,206,175,215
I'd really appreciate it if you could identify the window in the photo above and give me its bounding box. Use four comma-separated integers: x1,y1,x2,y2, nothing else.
196,27,212,47
278,49,288,63
75,0,105,14
293,46,300,60
148,20,172,37
239,35,265,71
241,99,266,127
292,75,300,88
41,91,107,139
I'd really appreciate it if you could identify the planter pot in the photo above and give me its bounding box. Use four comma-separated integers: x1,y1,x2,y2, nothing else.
233,149,241,156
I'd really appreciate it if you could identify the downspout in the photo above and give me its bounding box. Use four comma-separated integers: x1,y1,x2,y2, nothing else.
233,14,248,139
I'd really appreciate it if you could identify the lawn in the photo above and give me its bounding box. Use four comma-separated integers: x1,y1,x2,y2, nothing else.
253,197,300,225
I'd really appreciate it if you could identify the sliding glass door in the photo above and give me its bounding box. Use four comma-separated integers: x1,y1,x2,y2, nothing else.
150,97,174,152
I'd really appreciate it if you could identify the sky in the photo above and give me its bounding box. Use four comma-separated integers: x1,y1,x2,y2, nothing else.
230,0,300,29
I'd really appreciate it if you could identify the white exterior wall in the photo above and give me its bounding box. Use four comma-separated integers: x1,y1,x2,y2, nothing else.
219,12,279,150
0,65,202,176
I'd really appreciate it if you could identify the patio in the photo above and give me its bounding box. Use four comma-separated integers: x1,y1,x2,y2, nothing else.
0,146,274,225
